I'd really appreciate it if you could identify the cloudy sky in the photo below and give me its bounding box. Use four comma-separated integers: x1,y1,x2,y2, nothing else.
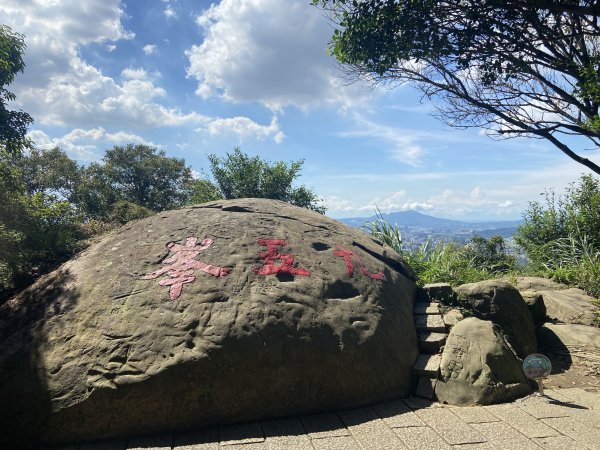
2,0,598,220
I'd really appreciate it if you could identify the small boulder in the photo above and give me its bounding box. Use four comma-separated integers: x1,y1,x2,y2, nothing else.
442,309,464,329
435,318,532,405
455,280,536,358
520,290,547,324
539,288,598,327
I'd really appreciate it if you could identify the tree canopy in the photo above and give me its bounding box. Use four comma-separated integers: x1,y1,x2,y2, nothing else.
313,0,600,174
0,25,33,157
196,147,326,213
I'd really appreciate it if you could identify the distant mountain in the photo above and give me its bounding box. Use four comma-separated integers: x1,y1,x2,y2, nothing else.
337,210,522,233
338,210,462,228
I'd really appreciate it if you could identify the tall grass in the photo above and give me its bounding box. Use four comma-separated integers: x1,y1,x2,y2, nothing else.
364,209,600,307
363,209,503,286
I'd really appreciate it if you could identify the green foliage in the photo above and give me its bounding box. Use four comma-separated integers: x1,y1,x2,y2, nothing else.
188,178,223,204
101,144,194,212
513,174,600,298
17,147,82,199
0,151,83,301
515,174,600,268
364,209,514,286
0,25,33,157
313,0,600,174
108,200,154,225
206,147,325,213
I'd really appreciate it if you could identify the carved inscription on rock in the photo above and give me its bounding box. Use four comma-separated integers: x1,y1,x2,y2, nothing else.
142,236,231,300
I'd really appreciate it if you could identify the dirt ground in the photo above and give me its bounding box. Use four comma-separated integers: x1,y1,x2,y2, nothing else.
542,349,600,392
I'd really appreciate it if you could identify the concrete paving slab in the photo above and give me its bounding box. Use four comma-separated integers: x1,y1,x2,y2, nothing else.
310,436,360,450
300,413,349,439
394,425,453,449
542,416,600,449
546,387,600,410
484,404,560,438
338,407,409,449
532,435,579,449
372,399,426,428
172,428,218,450
413,353,442,376
515,395,575,419
411,407,486,445
415,314,446,332
219,422,264,446
447,406,500,424
472,421,542,449
403,397,442,410
228,443,267,450
127,434,172,449
261,418,312,450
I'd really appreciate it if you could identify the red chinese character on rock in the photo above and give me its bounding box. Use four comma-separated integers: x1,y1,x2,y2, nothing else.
142,237,231,300
253,239,311,277
333,246,387,281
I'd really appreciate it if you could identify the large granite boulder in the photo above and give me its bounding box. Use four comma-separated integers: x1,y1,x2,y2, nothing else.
0,199,418,447
435,318,532,405
455,280,536,358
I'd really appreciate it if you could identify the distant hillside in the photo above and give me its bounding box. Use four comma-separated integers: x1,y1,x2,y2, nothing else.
338,210,522,235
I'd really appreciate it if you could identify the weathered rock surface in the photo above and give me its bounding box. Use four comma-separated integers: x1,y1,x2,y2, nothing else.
537,323,600,349
442,309,464,329
0,199,418,447
515,276,566,292
435,318,532,405
519,290,547,324
539,288,598,326
455,280,537,358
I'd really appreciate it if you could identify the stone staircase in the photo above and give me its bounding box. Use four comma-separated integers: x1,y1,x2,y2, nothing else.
411,283,455,399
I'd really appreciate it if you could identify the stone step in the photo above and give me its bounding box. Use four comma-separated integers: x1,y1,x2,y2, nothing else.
414,314,446,332
413,353,442,377
416,376,437,399
418,332,447,353
414,302,441,315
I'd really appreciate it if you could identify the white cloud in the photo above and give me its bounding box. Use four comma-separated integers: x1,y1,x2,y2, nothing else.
164,5,177,18
106,44,117,52
338,116,426,166
28,127,155,160
186,0,371,111
200,116,285,144
0,0,206,130
142,44,157,55
121,67,149,80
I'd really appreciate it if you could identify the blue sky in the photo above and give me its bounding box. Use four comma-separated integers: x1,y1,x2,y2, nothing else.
2,0,598,220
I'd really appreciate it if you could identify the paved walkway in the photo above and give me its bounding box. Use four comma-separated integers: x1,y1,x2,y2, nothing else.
45,388,600,450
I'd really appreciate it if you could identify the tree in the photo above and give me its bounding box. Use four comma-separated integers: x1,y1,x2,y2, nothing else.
17,147,82,200
313,0,600,174
515,174,600,263
0,25,33,158
101,144,194,212
203,147,326,213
